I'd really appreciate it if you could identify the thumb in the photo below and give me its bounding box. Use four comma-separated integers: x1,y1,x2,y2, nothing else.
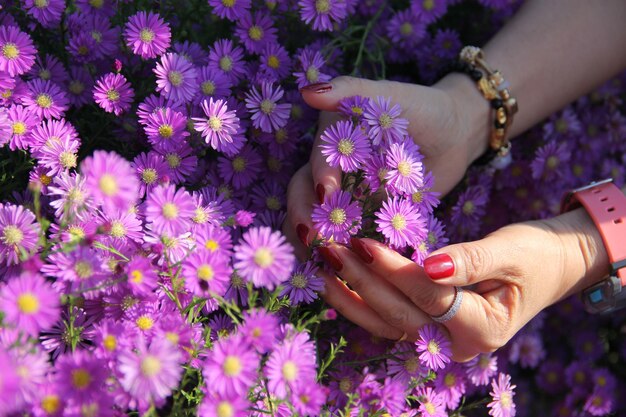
423,235,513,287
300,76,390,112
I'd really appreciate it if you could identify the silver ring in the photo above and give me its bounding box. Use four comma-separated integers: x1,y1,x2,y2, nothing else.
431,287,463,323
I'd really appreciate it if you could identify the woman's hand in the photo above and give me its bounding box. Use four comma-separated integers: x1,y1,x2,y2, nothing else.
315,208,609,361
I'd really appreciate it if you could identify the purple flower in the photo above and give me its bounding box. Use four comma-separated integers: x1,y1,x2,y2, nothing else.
434,363,467,409
218,145,263,190
465,353,498,386
280,261,324,305
81,150,139,213
196,65,232,100
415,323,452,371
154,52,198,103
387,9,427,49
66,65,93,107
319,120,371,173
386,342,425,386
410,0,449,24
260,43,292,81
131,151,170,198
433,28,461,59
235,11,277,54
124,11,171,59
233,226,295,290
193,98,243,155
530,141,571,181
208,39,246,83
144,108,189,151
208,0,251,21
363,96,409,146
23,79,69,119
37,134,79,176
488,373,516,417
239,309,280,353
27,54,69,85
311,190,362,244
298,0,347,31
23,0,66,28
145,184,196,236
293,48,331,89
291,383,328,416
583,388,613,416
42,245,106,294
0,26,37,76
508,332,545,369
385,141,424,194
155,141,198,184
415,386,447,417
0,272,60,336
203,334,259,397
182,249,232,297
93,73,135,116
47,172,93,220
6,104,39,151
125,256,159,297
266,331,317,397
56,350,107,402
0,203,40,266
198,393,250,417
375,196,427,249
245,82,291,133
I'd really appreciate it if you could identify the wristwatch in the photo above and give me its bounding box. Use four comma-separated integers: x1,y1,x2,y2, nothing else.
560,179,626,314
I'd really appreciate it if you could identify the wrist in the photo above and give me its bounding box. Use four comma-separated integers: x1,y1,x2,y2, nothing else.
434,72,491,165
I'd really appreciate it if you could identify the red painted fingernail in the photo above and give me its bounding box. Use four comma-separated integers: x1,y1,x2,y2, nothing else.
318,246,343,271
316,183,326,204
296,224,309,247
300,82,332,94
423,253,455,279
350,237,373,264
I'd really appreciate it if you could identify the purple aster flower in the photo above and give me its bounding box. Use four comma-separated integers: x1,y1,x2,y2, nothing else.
42,245,106,294
375,196,427,249
266,331,317,397
66,65,93,107
203,334,259,397
6,104,39,151
311,190,362,244
244,82,291,133
144,108,189,151
298,0,347,31
99,209,143,249
386,342,425,386
66,30,98,63
292,383,328,416
450,185,489,239
37,134,79,176
233,226,295,290
136,93,186,126
433,28,461,59
293,48,332,89
465,353,498,386
0,272,60,336
0,108,10,147
47,172,93,221
411,171,440,214
217,145,263,190
155,141,198,184
411,0,449,24
387,9,427,49
508,332,545,369
239,309,280,353
125,256,158,297
338,95,371,121
198,393,250,417
84,15,120,60
543,106,583,140
29,117,78,157
415,386,447,417
118,337,183,410
434,362,467,409
131,152,170,198
0,203,40,266
27,54,69,85
208,0,251,21
93,73,135,116
182,249,232,297
488,373,516,417
173,40,209,65
415,323,451,371
0,26,37,76
196,65,232,101
319,120,371,173
154,52,198,103
260,43,292,81
124,11,171,59
193,97,243,155
280,261,324,305
145,184,195,236
583,389,613,416
195,223,233,257
55,350,107,402
530,141,571,181
208,39,247,83
250,180,286,213
385,141,424,194
81,150,139,213
23,79,69,119
23,0,65,28
363,96,409,146
75,0,115,17
235,11,277,54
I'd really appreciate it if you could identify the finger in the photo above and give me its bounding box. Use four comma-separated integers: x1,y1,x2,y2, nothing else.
319,243,432,339
319,270,404,341
310,111,342,203
300,75,394,112
285,163,316,251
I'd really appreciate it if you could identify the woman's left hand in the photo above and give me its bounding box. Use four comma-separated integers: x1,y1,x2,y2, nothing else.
317,208,609,361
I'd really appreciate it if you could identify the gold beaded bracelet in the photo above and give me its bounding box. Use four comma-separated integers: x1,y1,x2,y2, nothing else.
458,46,518,169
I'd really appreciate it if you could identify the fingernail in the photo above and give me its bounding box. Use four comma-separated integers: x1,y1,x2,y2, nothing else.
300,82,332,94
318,246,343,271
296,224,309,247
316,183,326,204
350,237,373,264
423,253,455,279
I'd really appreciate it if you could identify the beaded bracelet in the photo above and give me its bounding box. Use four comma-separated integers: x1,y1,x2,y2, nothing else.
458,46,518,170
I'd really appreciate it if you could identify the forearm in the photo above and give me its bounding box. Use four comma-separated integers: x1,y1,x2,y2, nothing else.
437,0,626,162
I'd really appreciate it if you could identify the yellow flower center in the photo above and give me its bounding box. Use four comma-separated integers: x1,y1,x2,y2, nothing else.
17,293,40,314
140,355,162,377
217,401,234,417
41,395,61,414
68,187,85,203
422,0,434,11
91,31,102,43
223,356,242,376
266,196,281,211
379,113,393,128
74,261,93,279
89,0,103,8
500,392,512,408
267,156,281,172
168,71,183,87
339,378,352,393
40,173,52,185
59,151,78,169
400,22,413,36
274,128,288,144
232,156,246,172
36,94,53,109
462,201,474,215
208,116,223,131
106,89,119,102
555,118,568,134
197,264,215,281
444,372,456,387
351,105,363,116
290,273,307,288
12,121,26,135
130,270,143,284
391,214,406,231
412,191,423,204
103,335,117,351
165,331,179,345
69,80,85,95
260,99,275,114
77,45,89,56
2,43,19,59
427,339,440,354
71,369,92,389
193,207,208,224
109,221,126,238
162,202,178,219
306,66,319,83
99,174,118,196
39,69,51,80
34,0,49,7
282,360,298,381
219,56,233,72
404,356,419,373
158,124,174,138
141,168,158,184
546,156,559,170
68,226,85,241
3,225,23,245
315,0,330,13
221,0,235,6
329,208,347,225
397,161,411,176
248,25,264,41
166,153,181,168
201,81,216,95
205,239,219,251
254,247,274,268
424,402,436,415
139,28,155,43
136,315,154,330
267,55,280,69
1,89,13,99
337,139,354,156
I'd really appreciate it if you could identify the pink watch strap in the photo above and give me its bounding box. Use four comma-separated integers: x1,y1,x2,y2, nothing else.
561,180,626,285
